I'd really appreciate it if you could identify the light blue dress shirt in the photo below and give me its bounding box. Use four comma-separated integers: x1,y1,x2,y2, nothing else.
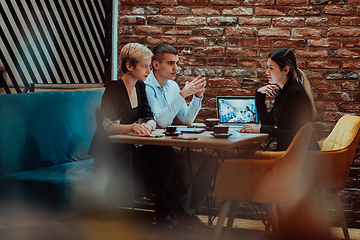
145,71,202,129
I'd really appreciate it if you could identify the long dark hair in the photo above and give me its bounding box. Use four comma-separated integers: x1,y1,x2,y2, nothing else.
268,48,316,120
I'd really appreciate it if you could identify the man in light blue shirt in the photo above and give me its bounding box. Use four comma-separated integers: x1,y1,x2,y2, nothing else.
145,44,216,227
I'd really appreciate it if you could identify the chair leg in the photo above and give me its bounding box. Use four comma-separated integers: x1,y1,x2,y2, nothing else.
331,189,350,240
319,188,332,237
224,201,239,238
212,200,232,240
268,203,281,239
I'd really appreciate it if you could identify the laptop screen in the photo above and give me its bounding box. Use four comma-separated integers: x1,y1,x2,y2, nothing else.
216,96,259,125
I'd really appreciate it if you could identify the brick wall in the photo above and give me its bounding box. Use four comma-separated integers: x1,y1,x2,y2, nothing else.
118,0,360,227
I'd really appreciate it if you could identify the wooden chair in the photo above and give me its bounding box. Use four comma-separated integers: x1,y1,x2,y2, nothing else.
234,115,360,239
211,123,313,240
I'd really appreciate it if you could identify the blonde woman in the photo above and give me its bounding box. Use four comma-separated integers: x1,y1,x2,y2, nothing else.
89,43,187,227
240,48,319,151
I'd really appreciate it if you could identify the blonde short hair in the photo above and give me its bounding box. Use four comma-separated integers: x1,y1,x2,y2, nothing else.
119,43,153,73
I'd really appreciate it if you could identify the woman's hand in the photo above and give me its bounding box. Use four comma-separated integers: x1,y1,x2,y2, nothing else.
238,124,261,133
132,123,152,137
257,84,279,98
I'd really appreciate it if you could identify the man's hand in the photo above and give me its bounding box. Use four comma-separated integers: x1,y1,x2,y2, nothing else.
238,124,261,133
179,75,206,99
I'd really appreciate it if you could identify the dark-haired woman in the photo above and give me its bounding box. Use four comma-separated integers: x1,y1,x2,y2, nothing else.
240,48,319,151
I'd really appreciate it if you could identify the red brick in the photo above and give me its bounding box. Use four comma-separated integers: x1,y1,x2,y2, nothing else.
307,38,341,47
241,39,271,47
330,49,360,59
315,101,337,111
305,17,339,27
274,39,306,48
311,80,337,91
258,28,290,37
328,27,360,37
148,0,177,4
177,67,192,76
204,88,222,97
192,7,221,15
134,26,162,35
324,112,346,122
342,81,358,91
222,7,253,15
147,16,175,25
203,98,217,108
227,48,258,57
119,36,146,44
297,61,306,68
348,0,360,3
119,16,146,25
164,26,192,35
325,71,358,80
119,26,133,34
294,49,328,58
161,6,190,15
224,69,254,77
324,5,357,15
220,88,253,96
341,17,360,26
176,47,193,55
195,47,225,56
208,78,239,87
288,7,321,16
292,28,325,37
243,0,274,5
119,6,136,15
178,37,207,45
145,6,161,14
307,59,341,69
310,0,341,4
208,37,240,46
343,39,360,47
322,91,354,101
343,60,360,69
179,0,208,4
255,7,287,16
120,0,147,5
198,107,217,117
147,36,176,45
276,0,308,4
207,17,238,26
339,102,360,113
194,68,223,77
211,0,241,5
241,79,264,89
193,27,224,36
272,17,305,27
177,76,194,85
238,17,271,26
178,56,207,66
226,27,257,36
208,58,238,66
303,70,324,79
239,59,266,68
259,49,273,57
176,17,206,25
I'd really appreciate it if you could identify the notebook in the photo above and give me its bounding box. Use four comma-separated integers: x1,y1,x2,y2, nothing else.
216,96,259,127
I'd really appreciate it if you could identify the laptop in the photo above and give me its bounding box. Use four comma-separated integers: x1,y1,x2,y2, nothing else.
216,96,259,128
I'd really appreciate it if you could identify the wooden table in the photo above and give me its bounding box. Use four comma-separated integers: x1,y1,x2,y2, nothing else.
109,128,269,225
109,128,268,150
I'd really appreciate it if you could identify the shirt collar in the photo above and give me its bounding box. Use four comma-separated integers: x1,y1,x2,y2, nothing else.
148,71,170,90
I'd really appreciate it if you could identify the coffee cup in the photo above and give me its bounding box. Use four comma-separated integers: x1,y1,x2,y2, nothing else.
205,118,220,130
166,126,177,134
213,125,229,134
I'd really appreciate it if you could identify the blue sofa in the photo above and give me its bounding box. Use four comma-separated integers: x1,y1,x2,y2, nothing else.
0,90,104,220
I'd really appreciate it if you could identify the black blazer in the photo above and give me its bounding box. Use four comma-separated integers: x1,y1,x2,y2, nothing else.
257,78,319,151
88,79,154,172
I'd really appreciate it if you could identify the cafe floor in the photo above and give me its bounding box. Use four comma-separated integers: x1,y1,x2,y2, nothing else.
1,207,359,240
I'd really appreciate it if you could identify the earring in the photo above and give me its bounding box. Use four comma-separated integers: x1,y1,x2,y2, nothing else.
128,70,131,75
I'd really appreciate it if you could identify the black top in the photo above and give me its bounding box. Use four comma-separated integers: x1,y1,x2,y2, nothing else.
256,78,319,151
88,78,154,172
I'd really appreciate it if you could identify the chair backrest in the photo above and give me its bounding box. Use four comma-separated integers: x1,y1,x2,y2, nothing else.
321,115,360,151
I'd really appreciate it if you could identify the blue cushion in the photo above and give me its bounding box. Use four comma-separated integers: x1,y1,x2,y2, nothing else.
0,90,103,176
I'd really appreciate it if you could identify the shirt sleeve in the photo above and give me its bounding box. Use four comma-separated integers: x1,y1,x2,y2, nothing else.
176,95,202,126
